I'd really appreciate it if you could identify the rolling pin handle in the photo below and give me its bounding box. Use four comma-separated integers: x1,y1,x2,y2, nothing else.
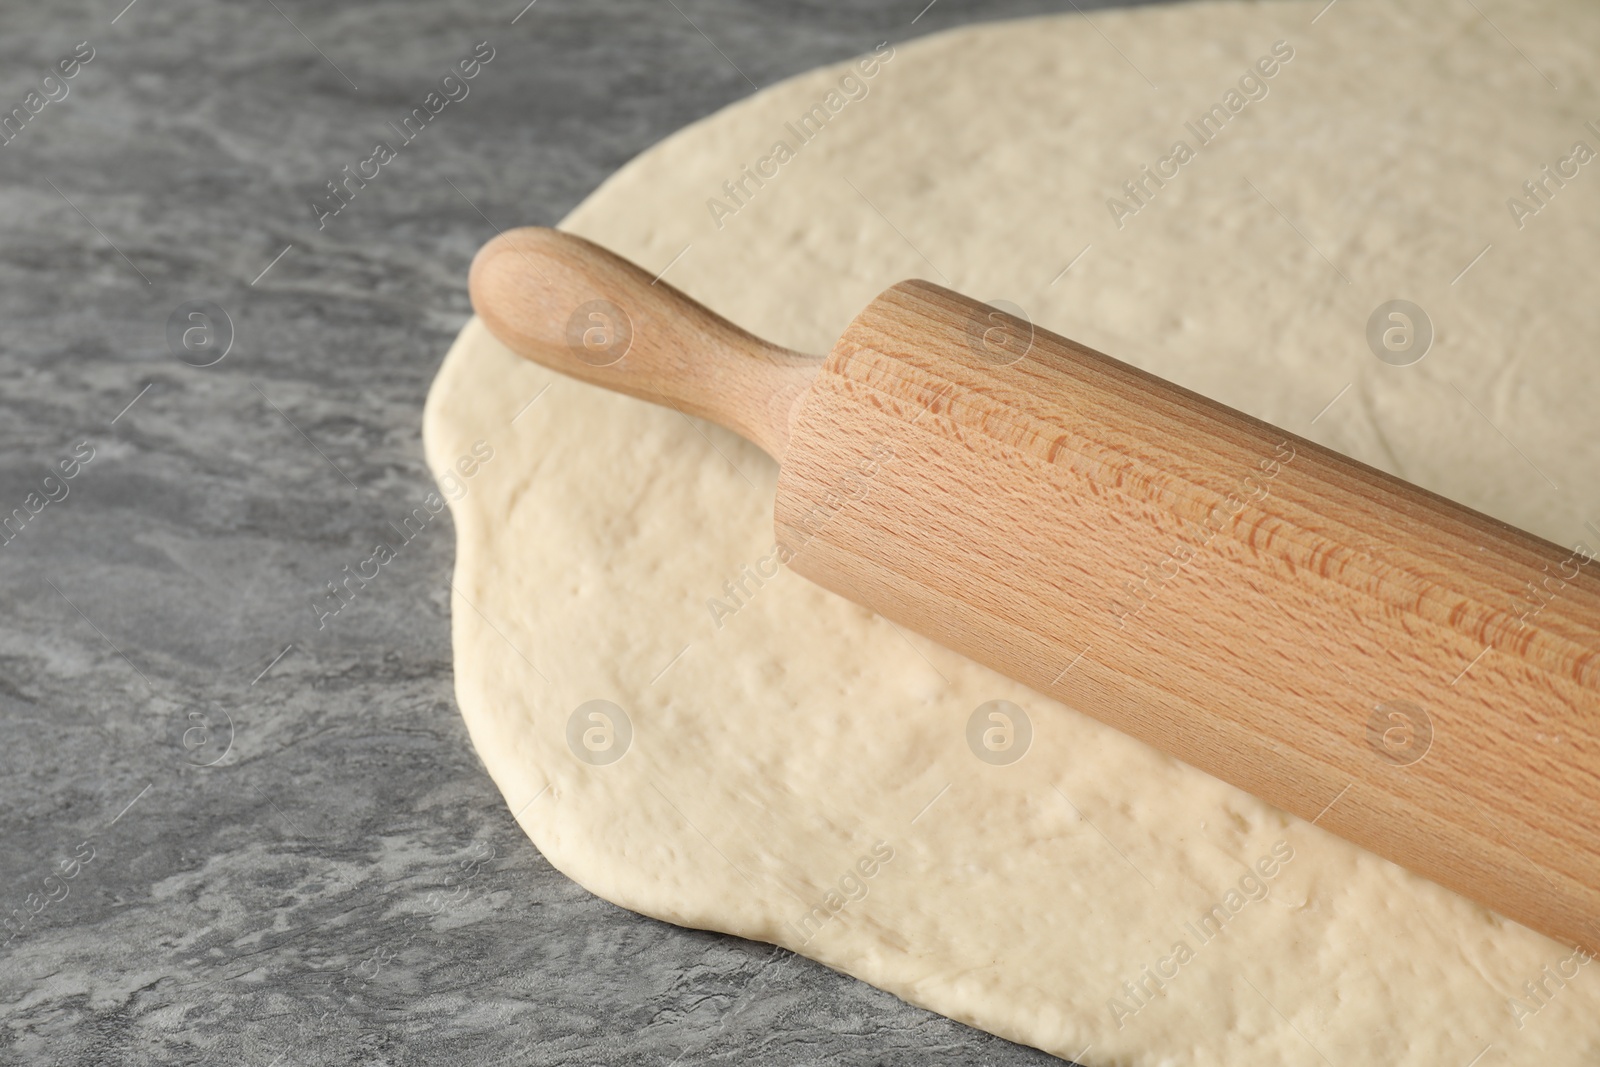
469,227,820,462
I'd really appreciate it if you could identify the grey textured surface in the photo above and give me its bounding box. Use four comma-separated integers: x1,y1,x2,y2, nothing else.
0,2,1171,1064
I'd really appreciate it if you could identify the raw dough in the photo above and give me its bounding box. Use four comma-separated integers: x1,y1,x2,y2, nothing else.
424,2,1600,1063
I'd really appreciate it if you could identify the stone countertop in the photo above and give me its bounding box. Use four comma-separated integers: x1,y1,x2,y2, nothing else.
0,2,1155,1063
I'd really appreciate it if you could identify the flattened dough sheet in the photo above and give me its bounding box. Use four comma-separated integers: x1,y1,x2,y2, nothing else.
425,3,1600,1062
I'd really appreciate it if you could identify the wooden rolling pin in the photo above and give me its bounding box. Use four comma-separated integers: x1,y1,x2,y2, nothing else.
470,227,1600,955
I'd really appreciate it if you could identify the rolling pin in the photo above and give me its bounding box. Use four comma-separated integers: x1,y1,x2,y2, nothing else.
469,227,1600,955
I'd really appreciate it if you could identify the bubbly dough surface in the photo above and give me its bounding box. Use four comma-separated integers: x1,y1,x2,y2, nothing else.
424,3,1600,1063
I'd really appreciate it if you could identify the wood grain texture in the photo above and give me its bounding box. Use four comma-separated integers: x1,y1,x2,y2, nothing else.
471,228,1600,955
470,228,820,461
774,280,1600,955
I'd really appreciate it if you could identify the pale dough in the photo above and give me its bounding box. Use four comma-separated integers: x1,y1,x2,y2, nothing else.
424,2,1600,1063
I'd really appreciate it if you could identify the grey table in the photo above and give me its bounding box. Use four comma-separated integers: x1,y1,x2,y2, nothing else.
0,2,1161,1063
